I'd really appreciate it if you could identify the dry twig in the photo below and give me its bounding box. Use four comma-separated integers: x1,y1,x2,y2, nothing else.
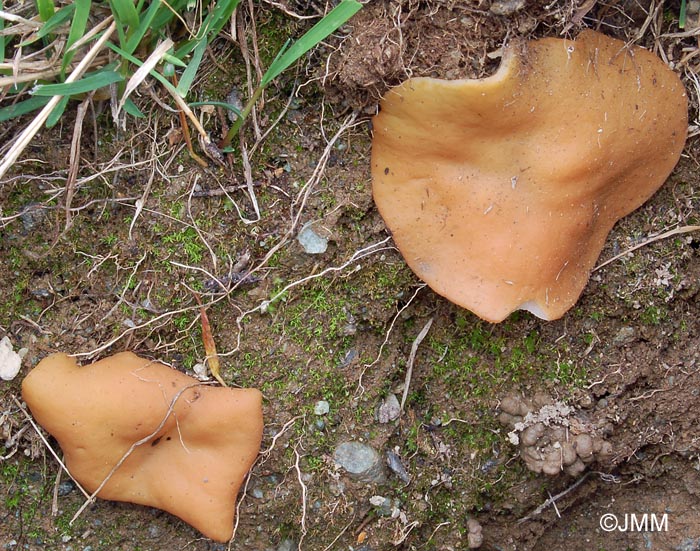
518,473,590,523
594,225,700,271
400,318,433,412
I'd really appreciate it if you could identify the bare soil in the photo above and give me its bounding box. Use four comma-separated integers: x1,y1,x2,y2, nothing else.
1,1,700,551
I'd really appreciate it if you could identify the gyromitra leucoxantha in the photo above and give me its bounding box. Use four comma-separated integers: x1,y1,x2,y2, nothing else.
372,30,687,322
22,352,263,542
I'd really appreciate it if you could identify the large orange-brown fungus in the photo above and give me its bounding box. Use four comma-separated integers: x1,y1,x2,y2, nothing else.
371,30,687,322
22,352,263,542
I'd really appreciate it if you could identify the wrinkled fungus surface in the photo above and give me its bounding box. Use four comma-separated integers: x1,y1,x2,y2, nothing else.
372,30,687,322
22,352,263,542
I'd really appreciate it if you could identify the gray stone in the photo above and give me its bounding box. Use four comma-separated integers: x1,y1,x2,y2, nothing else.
338,348,358,368
467,518,483,548
57,480,76,497
314,400,330,416
613,326,636,346
20,203,46,232
377,394,401,423
334,442,385,483
226,88,244,123
386,449,410,483
277,539,298,551
297,223,328,254
490,0,525,15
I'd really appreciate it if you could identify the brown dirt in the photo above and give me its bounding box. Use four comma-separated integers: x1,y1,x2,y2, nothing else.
1,1,700,551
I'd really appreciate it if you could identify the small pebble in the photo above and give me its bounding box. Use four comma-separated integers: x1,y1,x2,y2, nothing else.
489,0,525,15
20,203,46,232
334,442,385,483
314,400,330,416
386,449,410,483
226,88,244,122
613,326,636,346
369,495,398,517
0,336,22,381
338,348,358,368
58,480,76,497
251,488,264,499
277,539,298,551
297,223,328,254
467,518,483,548
377,394,401,423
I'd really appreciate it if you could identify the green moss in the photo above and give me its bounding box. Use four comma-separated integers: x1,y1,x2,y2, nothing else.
640,305,666,326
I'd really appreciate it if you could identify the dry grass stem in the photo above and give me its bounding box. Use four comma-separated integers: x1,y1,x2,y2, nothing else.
518,473,590,523
238,132,261,222
117,38,174,118
187,175,219,269
400,318,433,412
291,113,359,230
0,20,117,180
594,225,700,271
260,415,304,456
64,95,92,230
357,283,426,396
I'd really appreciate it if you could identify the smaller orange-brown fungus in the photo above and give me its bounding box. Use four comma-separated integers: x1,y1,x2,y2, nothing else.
372,30,688,322
22,352,263,542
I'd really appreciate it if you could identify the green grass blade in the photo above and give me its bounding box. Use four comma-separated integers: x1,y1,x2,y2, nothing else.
124,0,167,54
680,0,687,28
176,38,206,97
123,97,145,118
150,0,188,31
175,0,240,58
0,96,52,122
109,0,137,49
45,95,70,127
32,69,124,96
62,0,91,74
206,0,240,36
22,3,74,45
35,0,55,22
162,52,187,68
261,0,361,87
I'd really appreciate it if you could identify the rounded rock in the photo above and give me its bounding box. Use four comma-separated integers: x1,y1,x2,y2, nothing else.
314,400,330,416
333,442,385,483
